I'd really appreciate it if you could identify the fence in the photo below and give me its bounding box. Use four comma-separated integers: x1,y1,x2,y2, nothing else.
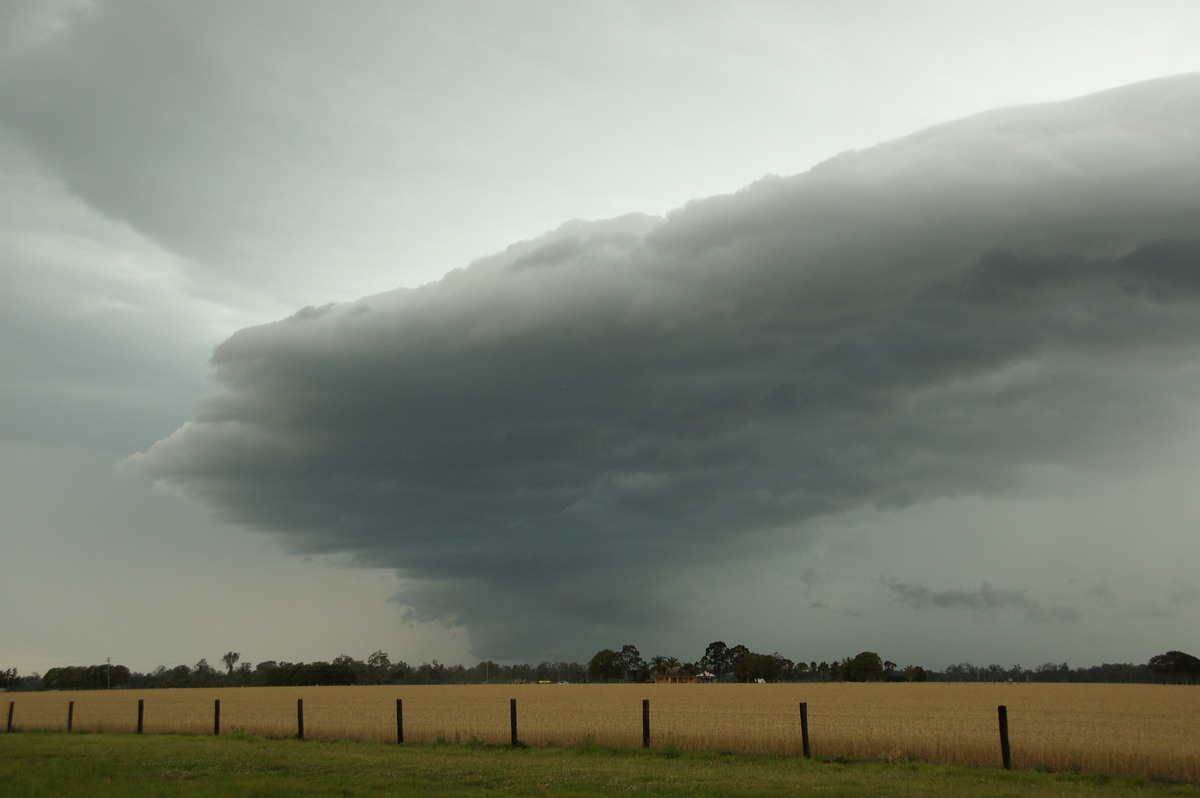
3,695,1011,763
3,683,1197,782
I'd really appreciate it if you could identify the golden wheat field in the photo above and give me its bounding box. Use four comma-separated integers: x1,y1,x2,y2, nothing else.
5,683,1199,782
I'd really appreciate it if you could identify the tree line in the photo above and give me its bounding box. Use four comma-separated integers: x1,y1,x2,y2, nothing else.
588,643,925,684
4,648,1197,692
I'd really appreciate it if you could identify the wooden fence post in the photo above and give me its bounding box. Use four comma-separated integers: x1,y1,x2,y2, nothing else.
510,698,518,746
68,701,74,732
137,699,144,734
6,701,13,733
396,698,403,744
799,702,811,758
642,699,650,749
213,699,220,736
297,698,304,740
997,705,1012,770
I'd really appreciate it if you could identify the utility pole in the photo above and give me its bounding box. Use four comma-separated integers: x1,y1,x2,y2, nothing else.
106,657,111,690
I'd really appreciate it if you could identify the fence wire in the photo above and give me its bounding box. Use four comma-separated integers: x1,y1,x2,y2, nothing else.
5,684,1199,782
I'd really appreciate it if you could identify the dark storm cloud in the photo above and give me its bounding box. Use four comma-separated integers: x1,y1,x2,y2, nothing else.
884,580,1082,624
886,580,1037,612
131,75,1200,658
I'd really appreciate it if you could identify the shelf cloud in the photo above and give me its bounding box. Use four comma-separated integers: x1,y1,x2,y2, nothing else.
130,74,1200,659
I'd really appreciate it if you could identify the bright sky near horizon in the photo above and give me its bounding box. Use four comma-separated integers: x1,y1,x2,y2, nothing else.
4,0,1200,677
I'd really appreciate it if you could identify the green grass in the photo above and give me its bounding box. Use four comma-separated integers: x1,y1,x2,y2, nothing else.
2,732,1199,797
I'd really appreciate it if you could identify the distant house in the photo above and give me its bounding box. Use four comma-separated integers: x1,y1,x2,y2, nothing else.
652,669,715,684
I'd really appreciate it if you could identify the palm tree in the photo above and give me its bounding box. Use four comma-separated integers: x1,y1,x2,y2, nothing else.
649,656,684,681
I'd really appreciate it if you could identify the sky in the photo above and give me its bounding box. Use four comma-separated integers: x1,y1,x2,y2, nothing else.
4,0,1200,677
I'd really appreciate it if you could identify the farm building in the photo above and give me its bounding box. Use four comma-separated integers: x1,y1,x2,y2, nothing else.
652,669,715,684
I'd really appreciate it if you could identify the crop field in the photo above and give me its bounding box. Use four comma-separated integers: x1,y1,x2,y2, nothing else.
6,683,1199,783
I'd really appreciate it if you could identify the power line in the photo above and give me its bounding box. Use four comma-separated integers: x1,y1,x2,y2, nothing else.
23,654,192,669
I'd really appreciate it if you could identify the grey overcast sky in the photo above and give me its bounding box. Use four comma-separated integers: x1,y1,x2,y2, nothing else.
4,0,1200,676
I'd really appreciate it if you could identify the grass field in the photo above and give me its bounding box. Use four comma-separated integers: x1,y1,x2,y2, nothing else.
5,683,1199,782
4,732,1200,797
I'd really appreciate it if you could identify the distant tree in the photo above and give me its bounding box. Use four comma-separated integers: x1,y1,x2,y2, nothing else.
728,645,750,674
617,644,646,681
1034,662,1070,683
772,653,797,681
105,664,129,689
190,659,218,687
365,651,392,684
588,649,623,682
312,661,358,686
221,652,240,676
41,668,71,690
470,660,498,683
944,662,979,682
250,661,277,686
701,642,731,679
43,664,129,690
167,665,191,687
840,651,885,682
261,661,357,686
1078,662,1149,683
0,668,20,690
509,663,538,684
600,643,648,676
701,641,754,681
646,656,683,680
734,652,786,683
413,660,447,684
1148,651,1200,684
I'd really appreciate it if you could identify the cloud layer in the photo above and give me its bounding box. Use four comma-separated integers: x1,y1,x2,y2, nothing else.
885,580,1082,624
132,75,1200,659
